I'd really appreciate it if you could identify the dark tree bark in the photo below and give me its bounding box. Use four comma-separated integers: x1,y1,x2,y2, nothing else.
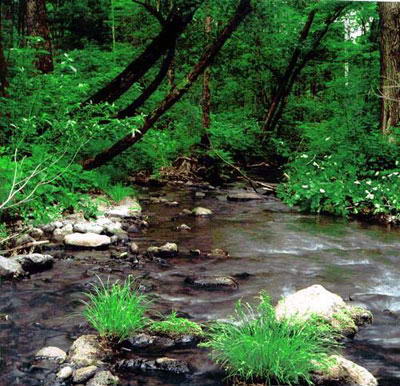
25,0,54,73
262,4,347,133
82,0,252,170
378,2,400,134
82,2,203,107
0,14,8,97
201,15,212,136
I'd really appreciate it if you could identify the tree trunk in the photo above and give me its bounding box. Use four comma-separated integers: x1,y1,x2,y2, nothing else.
82,3,203,107
26,0,54,73
201,14,212,146
262,5,347,133
0,14,7,97
378,2,400,134
82,0,252,170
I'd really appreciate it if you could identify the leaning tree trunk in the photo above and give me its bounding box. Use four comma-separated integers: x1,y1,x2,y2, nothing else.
82,0,252,170
26,0,53,73
378,2,400,135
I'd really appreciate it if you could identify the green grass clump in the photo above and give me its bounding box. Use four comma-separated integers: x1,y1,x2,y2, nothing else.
202,292,340,385
82,276,149,341
104,183,136,203
149,311,204,337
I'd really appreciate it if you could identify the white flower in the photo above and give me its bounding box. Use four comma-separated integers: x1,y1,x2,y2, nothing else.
325,137,331,141
375,171,380,176
320,189,326,193
366,180,372,185
365,191,374,200
302,185,309,189
354,180,361,185
300,154,309,158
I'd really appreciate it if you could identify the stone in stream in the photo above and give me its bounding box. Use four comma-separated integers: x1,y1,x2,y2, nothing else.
313,355,378,386
68,335,105,367
64,233,111,248
177,224,191,232
35,346,67,363
15,234,35,246
130,242,139,254
14,253,54,273
192,207,213,216
73,365,98,383
275,284,372,337
53,223,74,242
29,227,44,240
73,222,104,234
56,366,73,380
104,221,124,235
117,357,190,375
86,370,119,386
227,191,264,201
0,256,25,279
207,248,230,258
184,275,238,290
105,197,142,218
123,333,175,352
158,242,178,257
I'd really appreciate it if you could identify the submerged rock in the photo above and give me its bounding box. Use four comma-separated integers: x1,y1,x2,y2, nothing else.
185,275,238,290
227,192,264,201
130,242,139,254
35,346,67,363
73,365,98,383
177,224,191,232
117,357,190,375
86,370,119,386
57,366,73,380
207,248,230,258
29,228,44,240
14,253,54,273
0,256,24,279
158,242,178,257
123,333,174,352
53,223,73,242
64,233,111,248
275,284,372,336
68,335,105,367
192,207,213,216
313,355,378,386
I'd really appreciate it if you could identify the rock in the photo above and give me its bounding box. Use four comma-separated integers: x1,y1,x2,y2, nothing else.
147,246,160,255
275,284,372,336
13,254,54,273
192,207,213,216
53,224,73,242
53,221,64,229
208,248,230,258
105,221,123,235
127,224,140,233
185,275,238,290
68,335,104,367
130,242,139,254
105,198,141,218
158,242,178,257
194,191,206,199
177,224,191,232
86,371,119,386
139,220,149,228
117,357,190,375
0,256,24,278
35,346,67,363
15,234,35,246
313,355,378,386
180,209,192,216
29,228,44,240
174,334,200,348
166,201,179,207
227,192,264,201
74,222,104,234
73,365,98,383
57,366,73,380
123,333,174,352
41,223,56,233
190,249,201,256
110,235,118,244
64,233,111,248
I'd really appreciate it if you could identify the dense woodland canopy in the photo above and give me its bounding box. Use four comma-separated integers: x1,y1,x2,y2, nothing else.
1,0,400,235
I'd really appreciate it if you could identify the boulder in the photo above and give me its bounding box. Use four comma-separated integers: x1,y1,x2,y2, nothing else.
207,248,230,258
123,333,174,352
185,275,238,290
74,222,104,234
158,242,178,257
68,335,105,367
177,224,191,232
53,224,73,242
227,192,264,201
14,253,53,273
313,355,378,386
35,346,67,363
117,357,190,375
192,207,213,216
15,234,35,246
29,228,44,240
105,198,141,218
86,370,120,386
64,233,111,248
275,284,372,336
0,256,24,279
104,221,123,235
73,365,98,383
130,242,139,254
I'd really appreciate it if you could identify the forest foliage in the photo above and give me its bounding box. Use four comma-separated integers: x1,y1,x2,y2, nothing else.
0,0,399,231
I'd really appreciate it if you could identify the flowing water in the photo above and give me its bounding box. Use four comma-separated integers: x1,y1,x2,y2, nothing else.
0,186,399,385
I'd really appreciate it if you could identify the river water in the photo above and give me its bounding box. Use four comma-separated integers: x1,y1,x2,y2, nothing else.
0,186,399,385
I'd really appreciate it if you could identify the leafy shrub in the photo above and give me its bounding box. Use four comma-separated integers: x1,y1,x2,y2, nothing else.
103,183,136,203
149,311,203,337
202,293,339,385
82,276,149,341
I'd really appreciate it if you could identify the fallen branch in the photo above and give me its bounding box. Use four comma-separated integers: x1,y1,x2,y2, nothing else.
0,240,49,255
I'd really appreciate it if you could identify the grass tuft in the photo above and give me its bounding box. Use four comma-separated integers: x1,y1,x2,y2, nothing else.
104,183,136,203
82,276,149,341
149,311,204,337
201,292,340,385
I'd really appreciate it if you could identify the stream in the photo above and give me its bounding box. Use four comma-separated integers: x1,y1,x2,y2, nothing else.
0,185,399,385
